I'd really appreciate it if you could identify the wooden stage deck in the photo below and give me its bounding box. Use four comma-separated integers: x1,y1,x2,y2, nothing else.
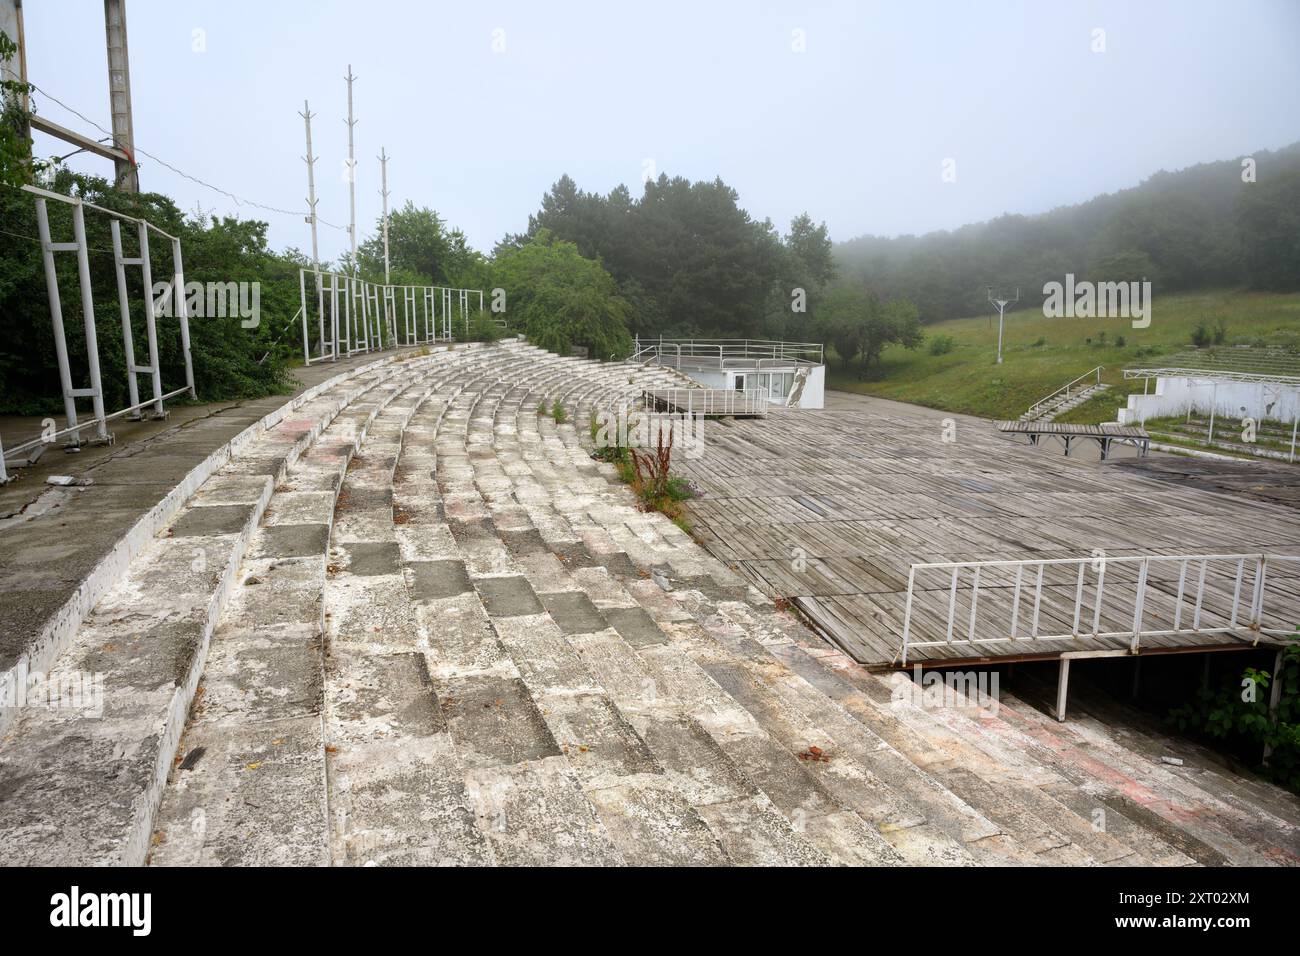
679,392,1300,669
997,420,1151,458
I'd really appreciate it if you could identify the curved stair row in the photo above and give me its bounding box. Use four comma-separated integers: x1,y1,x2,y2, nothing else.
0,340,1295,866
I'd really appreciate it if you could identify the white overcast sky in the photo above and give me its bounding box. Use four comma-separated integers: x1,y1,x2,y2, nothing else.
21,0,1300,262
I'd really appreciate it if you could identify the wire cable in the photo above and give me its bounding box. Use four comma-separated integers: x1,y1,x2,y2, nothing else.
28,83,349,231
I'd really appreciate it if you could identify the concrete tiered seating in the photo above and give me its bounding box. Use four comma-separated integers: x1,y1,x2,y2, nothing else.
2,340,1296,866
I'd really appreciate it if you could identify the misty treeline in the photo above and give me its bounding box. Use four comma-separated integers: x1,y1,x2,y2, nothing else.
500,173,922,373
5,41,1298,415
835,143,1300,324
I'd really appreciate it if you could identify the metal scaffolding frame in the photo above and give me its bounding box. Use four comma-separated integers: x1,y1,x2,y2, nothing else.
298,269,482,364
0,184,195,476
1123,365,1300,459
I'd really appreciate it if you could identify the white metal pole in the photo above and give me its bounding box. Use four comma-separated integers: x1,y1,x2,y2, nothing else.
345,66,358,284
996,301,1005,365
137,223,164,416
378,146,390,286
172,238,196,399
1208,382,1218,445
109,220,141,415
299,268,310,363
33,199,81,444
72,203,109,441
300,101,326,360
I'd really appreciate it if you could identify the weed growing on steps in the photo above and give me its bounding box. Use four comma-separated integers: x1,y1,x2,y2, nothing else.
552,400,567,424
537,399,549,416
588,410,698,533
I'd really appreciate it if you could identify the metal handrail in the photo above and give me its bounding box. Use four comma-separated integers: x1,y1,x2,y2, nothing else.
1025,366,1104,419
900,552,1299,664
1124,366,1300,387
299,268,484,365
633,337,824,367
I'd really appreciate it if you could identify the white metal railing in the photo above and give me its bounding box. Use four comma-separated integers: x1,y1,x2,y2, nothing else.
1124,366,1300,387
0,186,196,478
642,387,769,418
299,269,484,365
631,337,824,369
1023,366,1104,420
899,552,1300,664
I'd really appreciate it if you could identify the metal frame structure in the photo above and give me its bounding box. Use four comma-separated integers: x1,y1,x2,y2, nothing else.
1124,366,1300,387
0,185,195,476
900,552,1299,666
1123,365,1300,458
632,338,824,370
298,270,483,364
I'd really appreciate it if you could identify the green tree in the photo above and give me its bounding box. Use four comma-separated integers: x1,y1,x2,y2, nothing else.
0,30,36,187
1237,167,1300,291
816,285,922,373
491,230,633,358
356,201,473,285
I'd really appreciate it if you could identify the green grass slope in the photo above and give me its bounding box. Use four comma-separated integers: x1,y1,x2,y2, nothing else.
825,289,1300,422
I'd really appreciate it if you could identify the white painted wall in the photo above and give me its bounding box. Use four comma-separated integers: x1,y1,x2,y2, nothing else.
670,364,825,409
799,365,826,409
1118,376,1300,425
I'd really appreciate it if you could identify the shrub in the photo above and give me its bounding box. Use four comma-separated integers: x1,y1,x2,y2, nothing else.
1191,323,1212,347
1167,645,1300,794
453,309,502,343
928,335,955,356
1115,335,1126,347
1213,318,1229,345
551,400,567,424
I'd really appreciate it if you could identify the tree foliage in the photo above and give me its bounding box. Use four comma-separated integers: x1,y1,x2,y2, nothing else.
355,201,486,288
834,142,1300,322
491,230,633,359
0,30,36,188
523,173,836,339
815,284,923,374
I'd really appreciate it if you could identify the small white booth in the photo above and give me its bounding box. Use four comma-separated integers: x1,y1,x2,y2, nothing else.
631,338,826,409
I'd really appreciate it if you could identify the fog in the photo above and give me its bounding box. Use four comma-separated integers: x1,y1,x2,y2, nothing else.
21,0,1300,256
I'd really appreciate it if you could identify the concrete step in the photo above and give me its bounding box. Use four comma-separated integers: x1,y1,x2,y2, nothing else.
30,339,1293,867
0,351,458,865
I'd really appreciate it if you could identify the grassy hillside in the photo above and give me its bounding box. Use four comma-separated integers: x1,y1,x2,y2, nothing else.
825,289,1300,422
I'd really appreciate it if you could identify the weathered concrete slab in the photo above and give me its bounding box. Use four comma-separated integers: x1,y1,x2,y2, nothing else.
436,673,561,769
473,575,544,617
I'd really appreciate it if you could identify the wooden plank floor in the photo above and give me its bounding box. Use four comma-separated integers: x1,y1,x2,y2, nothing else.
679,392,1300,668
997,420,1149,438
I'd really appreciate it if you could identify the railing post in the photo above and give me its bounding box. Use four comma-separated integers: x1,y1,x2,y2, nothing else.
331,274,341,360
171,237,196,399
138,224,165,416
110,220,142,415
299,268,310,364
1249,554,1267,630
316,269,326,362
71,203,109,441
901,566,916,664
1131,558,1149,653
